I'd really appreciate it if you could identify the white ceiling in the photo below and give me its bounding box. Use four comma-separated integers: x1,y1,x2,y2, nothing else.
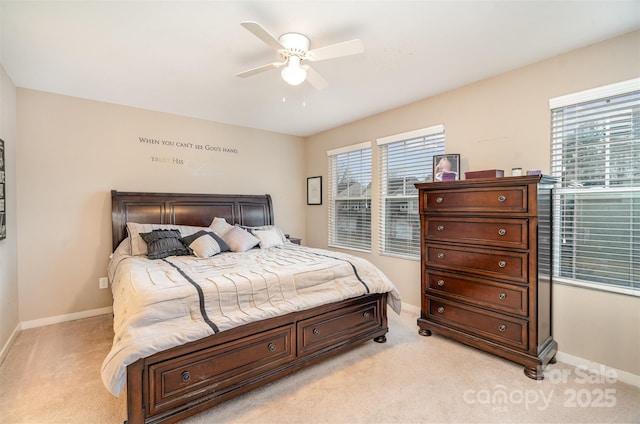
2,1,639,137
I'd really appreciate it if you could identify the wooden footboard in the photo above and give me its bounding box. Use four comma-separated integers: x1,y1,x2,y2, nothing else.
125,293,389,424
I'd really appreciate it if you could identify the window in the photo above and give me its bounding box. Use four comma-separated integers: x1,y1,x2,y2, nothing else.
377,125,445,259
327,142,372,252
550,78,640,295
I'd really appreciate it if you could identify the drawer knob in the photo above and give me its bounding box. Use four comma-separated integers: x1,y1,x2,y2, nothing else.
498,228,507,236
313,328,320,335
268,343,276,352
498,292,507,300
435,197,444,204
437,252,445,259
498,260,506,268
181,371,190,382
363,311,371,318
498,195,506,202
437,225,445,231
437,306,445,314
498,324,507,332
437,279,445,287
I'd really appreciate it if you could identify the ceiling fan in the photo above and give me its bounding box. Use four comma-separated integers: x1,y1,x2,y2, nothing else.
236,21,364,90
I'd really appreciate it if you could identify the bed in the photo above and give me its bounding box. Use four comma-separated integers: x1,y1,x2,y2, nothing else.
103,190,401,424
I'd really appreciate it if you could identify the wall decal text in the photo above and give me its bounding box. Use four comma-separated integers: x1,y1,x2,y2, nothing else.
139,137,240,154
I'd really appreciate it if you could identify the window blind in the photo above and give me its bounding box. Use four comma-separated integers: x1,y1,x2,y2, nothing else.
328,142,372,252
550,80,640,295
377,126,445,259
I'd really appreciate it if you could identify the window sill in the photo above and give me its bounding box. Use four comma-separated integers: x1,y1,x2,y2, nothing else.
554,277,640,298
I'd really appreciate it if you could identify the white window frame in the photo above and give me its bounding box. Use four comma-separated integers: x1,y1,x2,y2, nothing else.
376,125,445,260
549,78,640,297
327,142,372,252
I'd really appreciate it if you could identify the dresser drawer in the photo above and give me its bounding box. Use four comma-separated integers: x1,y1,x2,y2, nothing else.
298,299,381,356
423,186,528,214
426,243,528,283
426,297,528,349
425,270,528,316
424,217,528,249
148,325,295,414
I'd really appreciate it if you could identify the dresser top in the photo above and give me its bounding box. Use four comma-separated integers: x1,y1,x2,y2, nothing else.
415,175,558,191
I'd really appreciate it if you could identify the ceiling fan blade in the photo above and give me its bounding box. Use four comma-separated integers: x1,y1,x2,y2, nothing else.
236,61,285,78
240,21,285,51
303,65,328,90
307,39,363,62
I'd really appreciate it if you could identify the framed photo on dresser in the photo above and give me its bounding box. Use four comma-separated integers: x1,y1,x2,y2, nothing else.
433,154,460,182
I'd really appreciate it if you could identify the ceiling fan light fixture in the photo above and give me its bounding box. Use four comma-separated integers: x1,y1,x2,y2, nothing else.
281,56,307,86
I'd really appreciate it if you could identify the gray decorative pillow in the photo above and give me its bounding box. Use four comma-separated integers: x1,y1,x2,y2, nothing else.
180,230,230,258
139,229,192,259
221,226,260,252
127,222,207,255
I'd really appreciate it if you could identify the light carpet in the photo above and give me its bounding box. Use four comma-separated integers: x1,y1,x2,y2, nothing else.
0,309,638,423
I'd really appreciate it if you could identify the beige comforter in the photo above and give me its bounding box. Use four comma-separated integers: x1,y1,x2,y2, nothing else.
101,242,401,396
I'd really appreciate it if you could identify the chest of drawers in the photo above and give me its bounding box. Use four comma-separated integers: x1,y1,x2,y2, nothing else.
416,176,557,379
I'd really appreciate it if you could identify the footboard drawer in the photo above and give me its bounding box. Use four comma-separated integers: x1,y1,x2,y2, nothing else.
297,299,382,356
148,325,295,415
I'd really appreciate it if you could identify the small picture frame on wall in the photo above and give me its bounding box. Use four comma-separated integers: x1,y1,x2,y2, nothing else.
0,138,5,240
307,176,322,205
433,154,460,182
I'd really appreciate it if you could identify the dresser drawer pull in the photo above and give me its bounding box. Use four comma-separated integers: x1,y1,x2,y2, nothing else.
437,253,445,259
181,371,190,382
498,324,507,332
435,197,444,204
437,306,445,314
312,328,320,335
267,343,277,352
363,311,371,318
498,228,507,236
437,225,445,231
437,279,445,287
498,260,506,268
498,292,507,300
498,195,506,202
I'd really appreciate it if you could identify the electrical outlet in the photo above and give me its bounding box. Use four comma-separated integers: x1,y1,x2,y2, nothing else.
99,277,109,289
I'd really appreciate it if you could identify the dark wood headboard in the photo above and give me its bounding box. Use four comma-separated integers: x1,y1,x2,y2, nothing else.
111,190,274,251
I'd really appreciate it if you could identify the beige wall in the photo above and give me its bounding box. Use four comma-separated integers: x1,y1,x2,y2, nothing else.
305,31,640,375
16,90,305,322
0,65,18,354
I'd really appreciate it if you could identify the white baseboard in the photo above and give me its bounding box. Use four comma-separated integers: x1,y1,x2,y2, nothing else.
555,351,640,388
0,322,21,366
20,306,113,330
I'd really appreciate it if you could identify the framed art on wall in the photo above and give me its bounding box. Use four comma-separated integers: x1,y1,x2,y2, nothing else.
307,176,322,205
0,139,5,240
433,154,460,182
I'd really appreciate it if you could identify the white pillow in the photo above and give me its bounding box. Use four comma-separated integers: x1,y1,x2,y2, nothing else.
126,222,206,256
209,217,234,236
250,226,287,248
221,226,260,252
189,234,226,258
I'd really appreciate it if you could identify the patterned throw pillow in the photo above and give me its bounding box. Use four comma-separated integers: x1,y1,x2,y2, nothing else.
180,230,230,258
139,229,192,259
